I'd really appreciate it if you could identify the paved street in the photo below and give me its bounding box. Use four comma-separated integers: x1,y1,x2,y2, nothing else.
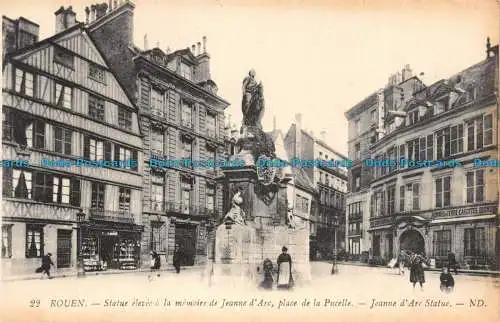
1,262,498,321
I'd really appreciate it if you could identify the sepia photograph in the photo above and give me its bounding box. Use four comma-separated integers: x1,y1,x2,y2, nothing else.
0,0,499,321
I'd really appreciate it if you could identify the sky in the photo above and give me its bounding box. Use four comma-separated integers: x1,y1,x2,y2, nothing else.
2,0,498,155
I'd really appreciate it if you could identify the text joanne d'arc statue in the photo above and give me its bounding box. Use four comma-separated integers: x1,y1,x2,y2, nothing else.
241,69,265,130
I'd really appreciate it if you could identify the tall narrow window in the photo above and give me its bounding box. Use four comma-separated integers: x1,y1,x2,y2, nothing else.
1,225,12,258
412,183,420,210
29,120,45,149
399,185,405,212
12,169,32,199
206,113,216,138
2,109,14,141
52,176,70,204
88,95,105,121
88,138,104,160
387,185,395,215
15,69,34,97
426,135,433,160
483,114,493,146
91,182,105,210
206,185,215,212
151,131,164,155
466,170,484,204
151,89,165,117
181,101,193,128
119,187,131,213
466,120,475,152
118,107,132,131
151,184,164,212
180,63,192,81
25,225,43,258
181,180,192,214
54,127,72,155
55,83,72,109
435,176,451,208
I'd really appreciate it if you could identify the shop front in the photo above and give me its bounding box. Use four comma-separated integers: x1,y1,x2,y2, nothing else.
80,223,142,271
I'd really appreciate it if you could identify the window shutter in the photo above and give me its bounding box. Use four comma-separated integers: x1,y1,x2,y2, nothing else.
132,150,138,171
2,168,12,197
104,142,112,161
114,145,120,161
70,179,81,207
83,136,90,159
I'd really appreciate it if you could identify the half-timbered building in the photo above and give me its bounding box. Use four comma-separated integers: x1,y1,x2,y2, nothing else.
86,1,230,268
2,9,143,276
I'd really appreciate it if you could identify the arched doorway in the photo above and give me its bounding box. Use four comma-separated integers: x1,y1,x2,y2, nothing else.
399,229,425,254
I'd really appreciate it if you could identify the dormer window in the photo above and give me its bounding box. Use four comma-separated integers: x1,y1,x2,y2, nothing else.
180,63,192,81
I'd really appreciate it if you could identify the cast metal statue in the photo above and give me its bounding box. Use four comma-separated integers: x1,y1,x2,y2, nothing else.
241,69,265,130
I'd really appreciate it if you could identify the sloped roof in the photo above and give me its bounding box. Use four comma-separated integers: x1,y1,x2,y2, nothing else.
292,167,317,194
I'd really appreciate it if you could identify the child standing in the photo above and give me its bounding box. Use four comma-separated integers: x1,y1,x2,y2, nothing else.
440,267,455,293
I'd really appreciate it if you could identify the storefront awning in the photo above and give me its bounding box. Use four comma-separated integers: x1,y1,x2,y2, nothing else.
432,214,497,225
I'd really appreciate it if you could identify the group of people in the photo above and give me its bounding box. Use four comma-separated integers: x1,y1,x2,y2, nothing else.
148,244,183,280
396,250,456,293
260,246,294,290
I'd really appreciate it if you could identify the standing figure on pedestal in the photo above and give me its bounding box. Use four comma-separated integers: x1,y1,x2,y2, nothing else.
277,246,293,289
241,69,265,130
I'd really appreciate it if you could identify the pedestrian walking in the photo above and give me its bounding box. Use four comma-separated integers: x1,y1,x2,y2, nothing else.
38,253,54,279
447,252,458,275
397,250,407,275
276,246,294,290
173,244,182,274
409,252,427,291
440,267,455,293
148,251,161,281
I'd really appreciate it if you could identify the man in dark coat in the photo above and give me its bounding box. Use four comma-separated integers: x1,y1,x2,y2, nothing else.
41,253,54,279
447,252,458,275
173,244,182,274
277,246,293,289
409,253,427,290
440,267,455,293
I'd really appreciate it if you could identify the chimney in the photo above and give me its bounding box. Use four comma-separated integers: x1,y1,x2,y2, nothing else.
273,115,277,131
85,6,90,23
3,16,40,55
108,0,112,12
96,3,108,19
166,46,171,55
402,64,412,82
197,36,211,83
294,113,302,157
55,6,77,33
90,5,96,22
191,44,196,54
144,34,148,50
320,130,326,141
197,42,201,55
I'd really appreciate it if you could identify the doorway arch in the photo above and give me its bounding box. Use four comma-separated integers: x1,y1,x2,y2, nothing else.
399,229,425,255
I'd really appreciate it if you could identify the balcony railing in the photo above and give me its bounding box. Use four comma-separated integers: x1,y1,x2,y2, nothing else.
149,201,220,217
348,213,363,221
89,209,136,224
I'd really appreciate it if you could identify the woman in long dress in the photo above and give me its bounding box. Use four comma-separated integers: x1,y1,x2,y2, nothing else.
277,246,293,290
409,253,427,290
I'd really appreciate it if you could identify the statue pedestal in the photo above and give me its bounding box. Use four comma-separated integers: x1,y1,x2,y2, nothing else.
211,164,311,289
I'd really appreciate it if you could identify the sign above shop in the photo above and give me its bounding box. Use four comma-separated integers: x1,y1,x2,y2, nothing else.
432,204,498,219
103,231,118,236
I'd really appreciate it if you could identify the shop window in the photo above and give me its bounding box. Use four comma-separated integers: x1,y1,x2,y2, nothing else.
119,187,131,213
433,230,451,257
25,225,43,258
464,228,486,257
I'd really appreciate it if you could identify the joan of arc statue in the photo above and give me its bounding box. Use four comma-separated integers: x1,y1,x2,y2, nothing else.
241,69,265,129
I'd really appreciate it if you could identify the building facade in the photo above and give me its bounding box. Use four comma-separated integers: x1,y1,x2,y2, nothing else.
345,65,423,261
284,113,348,260
2,10,143,276
85,1,230,267
346,42,499,269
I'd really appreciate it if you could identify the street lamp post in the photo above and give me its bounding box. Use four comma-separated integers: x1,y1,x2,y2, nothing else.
76,209,86,277
331,216,338,275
